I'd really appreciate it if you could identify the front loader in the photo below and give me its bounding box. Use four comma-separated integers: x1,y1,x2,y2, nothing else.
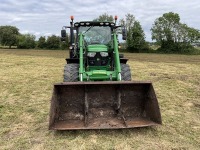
49,16,162,130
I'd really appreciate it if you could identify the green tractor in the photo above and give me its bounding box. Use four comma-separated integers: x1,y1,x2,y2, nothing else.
49,16,162,130
62,16,130,82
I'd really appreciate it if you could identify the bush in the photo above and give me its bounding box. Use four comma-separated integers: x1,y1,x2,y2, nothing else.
37,36,46,49
126,41,152,53
157,40,199,54
17,34,36,49
46,35,60,49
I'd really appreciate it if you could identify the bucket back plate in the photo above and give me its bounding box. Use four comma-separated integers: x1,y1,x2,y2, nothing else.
49,81,162,130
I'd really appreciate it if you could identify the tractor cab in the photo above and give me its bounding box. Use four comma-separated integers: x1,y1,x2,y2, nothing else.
75,22,113,68
77,22,112,45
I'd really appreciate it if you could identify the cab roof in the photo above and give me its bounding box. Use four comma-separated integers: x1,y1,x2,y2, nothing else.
74,21,115,27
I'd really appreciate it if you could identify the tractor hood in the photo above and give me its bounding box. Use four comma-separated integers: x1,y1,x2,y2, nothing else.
87,44,107,52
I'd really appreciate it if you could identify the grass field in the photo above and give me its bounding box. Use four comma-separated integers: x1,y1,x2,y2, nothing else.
0,49,200,150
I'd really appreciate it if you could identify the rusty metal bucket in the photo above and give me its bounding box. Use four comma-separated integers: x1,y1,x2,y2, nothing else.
49,81,162,130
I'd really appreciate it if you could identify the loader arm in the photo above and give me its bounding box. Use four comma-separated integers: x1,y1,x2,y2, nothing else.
113,33,121,81
79,33,84,81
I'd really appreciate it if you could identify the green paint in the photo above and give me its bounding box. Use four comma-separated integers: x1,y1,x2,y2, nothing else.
77,22,122,81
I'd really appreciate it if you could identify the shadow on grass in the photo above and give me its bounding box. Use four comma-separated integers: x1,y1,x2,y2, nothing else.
53,126,159,139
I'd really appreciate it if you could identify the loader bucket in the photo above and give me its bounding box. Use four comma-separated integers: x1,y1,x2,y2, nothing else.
49,81,162,130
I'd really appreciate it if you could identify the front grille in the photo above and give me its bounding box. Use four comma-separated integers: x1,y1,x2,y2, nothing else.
88,52,108,66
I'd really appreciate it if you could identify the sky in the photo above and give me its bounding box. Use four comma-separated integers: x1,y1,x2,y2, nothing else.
0,0,200,41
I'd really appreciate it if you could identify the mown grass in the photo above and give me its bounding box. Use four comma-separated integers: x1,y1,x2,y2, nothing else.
0,49,200,150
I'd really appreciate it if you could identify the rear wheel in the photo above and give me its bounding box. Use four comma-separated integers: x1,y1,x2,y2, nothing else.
121,63,132,81
63,64,79,82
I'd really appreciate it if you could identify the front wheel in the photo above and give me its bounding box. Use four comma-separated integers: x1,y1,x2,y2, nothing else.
63,64,79,82
121,63,132,81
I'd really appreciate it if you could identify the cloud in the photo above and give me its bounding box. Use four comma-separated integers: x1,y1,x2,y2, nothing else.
9,17,26,23
0,0,200,41
20,30,41,38
44,32,53,36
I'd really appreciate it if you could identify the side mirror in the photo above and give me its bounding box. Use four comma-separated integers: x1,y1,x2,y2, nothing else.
122,28,127,40
61,29,66,41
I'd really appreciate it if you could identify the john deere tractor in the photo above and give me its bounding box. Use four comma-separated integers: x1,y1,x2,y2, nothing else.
61,16,130,82
49,16,162,130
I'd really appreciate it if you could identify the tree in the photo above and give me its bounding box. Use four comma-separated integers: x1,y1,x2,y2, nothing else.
37,36,46,49
17,34,36,49
46,35,60,49
119,14,135,32
151,12,200,53
0,26,19,48
128,21,148,52
151,12,180,43
120,14,148,52
93,13,114,22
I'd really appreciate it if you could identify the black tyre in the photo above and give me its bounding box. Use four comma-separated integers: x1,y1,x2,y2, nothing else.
121,63,132,81
63,64,79,82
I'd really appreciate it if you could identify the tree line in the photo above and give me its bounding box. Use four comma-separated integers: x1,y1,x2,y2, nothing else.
0,12,200,54
0,26,69,49
96,12,200,54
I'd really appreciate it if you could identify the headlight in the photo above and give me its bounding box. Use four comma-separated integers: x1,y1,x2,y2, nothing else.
100,52,108,57
74,23,79,27
87,52,96,57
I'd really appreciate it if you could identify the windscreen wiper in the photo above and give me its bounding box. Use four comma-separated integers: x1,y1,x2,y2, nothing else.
83,26,93,35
